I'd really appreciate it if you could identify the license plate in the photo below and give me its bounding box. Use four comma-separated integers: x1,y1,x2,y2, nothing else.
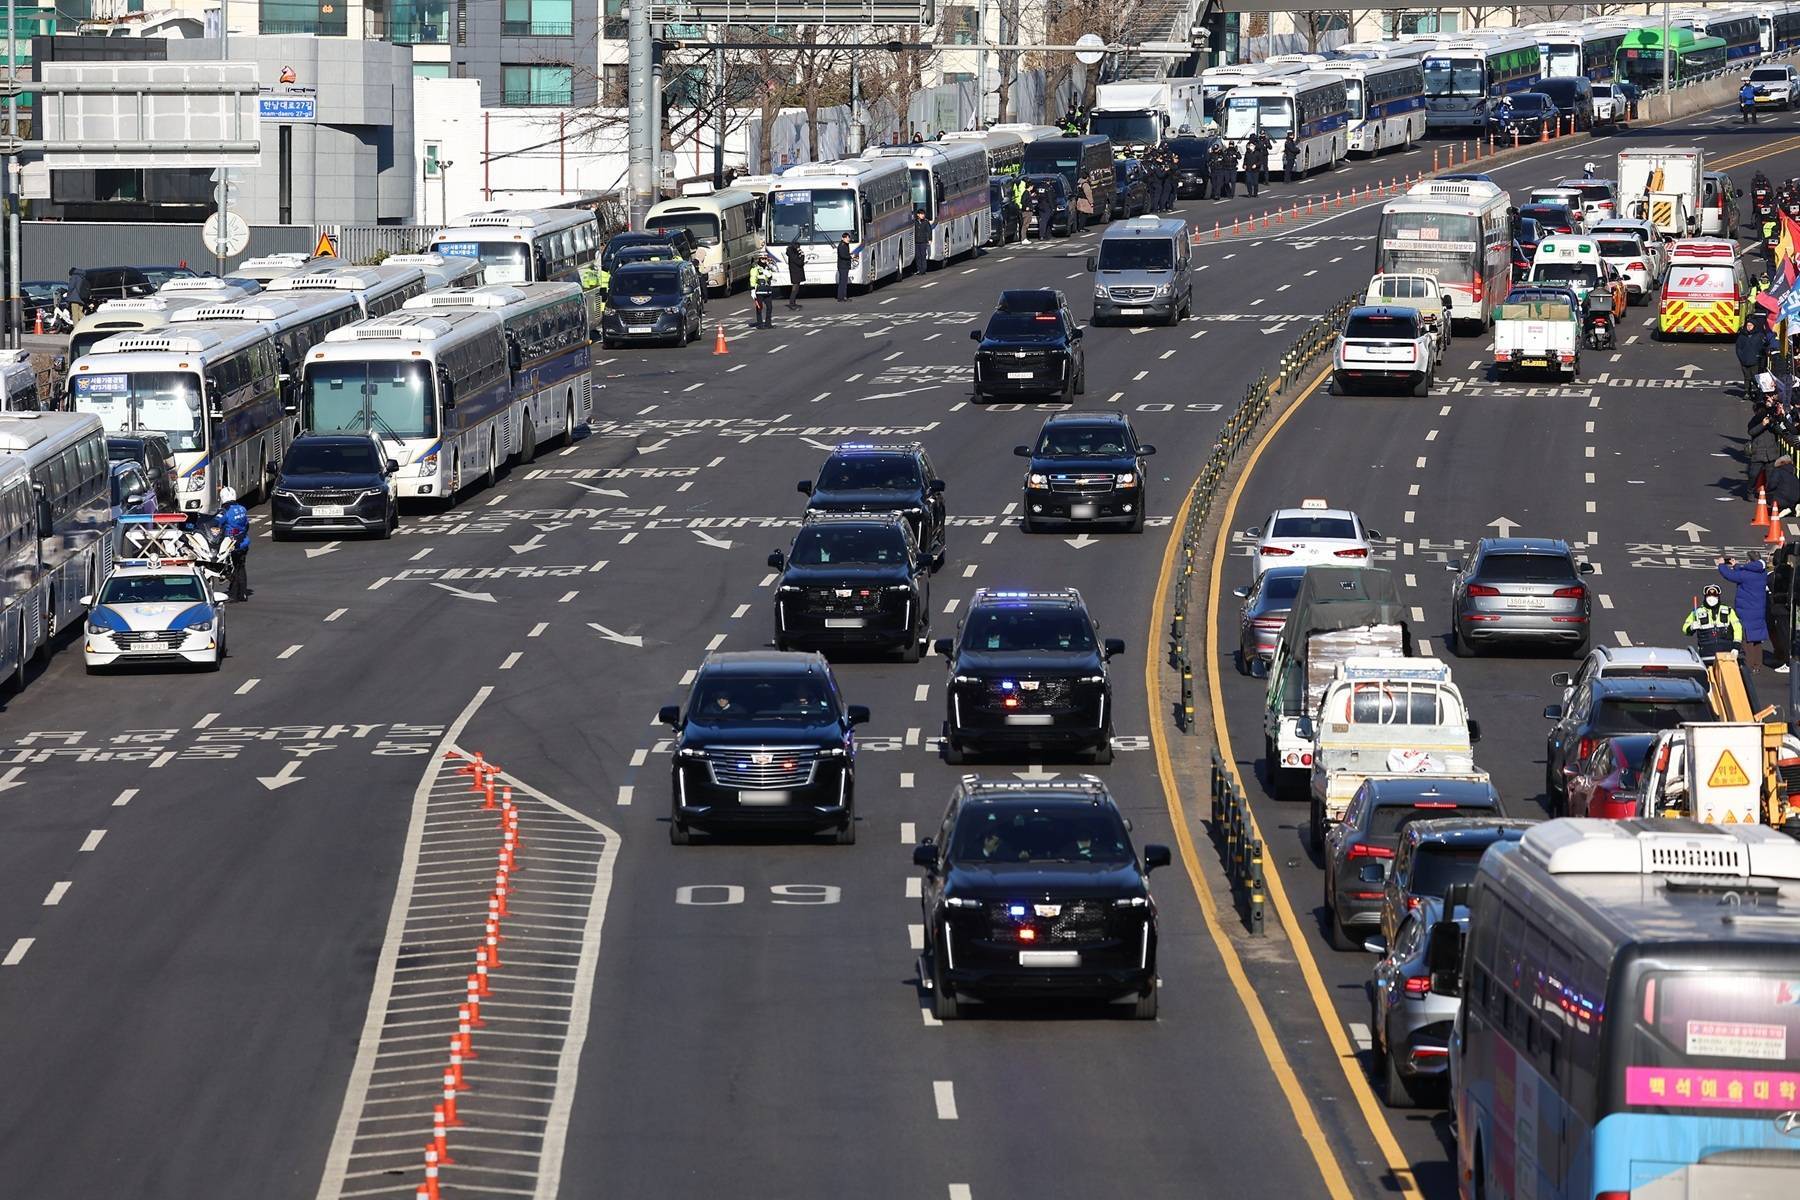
1007,371,1034,379
1521,358,1548,368
311,505,345,518
130,641,160,651
1119,307,1144,316
1005,713,1055,726
628,325,653,334
737,790,791,806
1505,597,1545,610
1019,950,1081,968
824,617,865,629
1070,503,1097,520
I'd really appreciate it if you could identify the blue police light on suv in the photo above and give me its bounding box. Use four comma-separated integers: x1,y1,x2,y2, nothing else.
658,650,869,845
1017,411,1156,534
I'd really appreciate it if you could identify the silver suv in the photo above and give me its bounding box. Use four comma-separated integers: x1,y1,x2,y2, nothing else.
1369,890,1467,1108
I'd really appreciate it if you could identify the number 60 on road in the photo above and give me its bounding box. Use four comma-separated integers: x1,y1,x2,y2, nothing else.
675,884,842,906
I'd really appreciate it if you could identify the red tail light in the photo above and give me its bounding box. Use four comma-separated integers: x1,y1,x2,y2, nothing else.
1253,616,1286,630
1577,736,1595,761
1553,586,1586,599
1597,1192,1630,1200
1260,546,1295,557
1629,261,1647,271
1406,895,1422,911
1466,584,1500,597
1335,548,1370,559
1404,975,1432,996
1347,843,1394,860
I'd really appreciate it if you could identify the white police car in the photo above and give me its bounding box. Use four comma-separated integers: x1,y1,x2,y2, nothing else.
82,558,227,672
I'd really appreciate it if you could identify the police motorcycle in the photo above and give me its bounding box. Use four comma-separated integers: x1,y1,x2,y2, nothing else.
1584,285,1617,350
1754,174,1776,226
114,513,236,601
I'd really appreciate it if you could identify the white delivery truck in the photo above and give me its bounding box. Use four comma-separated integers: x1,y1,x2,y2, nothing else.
1616,146,1704,238
1493,289,1581,379
1089,80,1208,152
1307,657,1486,846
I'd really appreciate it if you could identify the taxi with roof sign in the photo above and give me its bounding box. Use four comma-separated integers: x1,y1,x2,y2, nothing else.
1248,498,1379,578
81,557,228,672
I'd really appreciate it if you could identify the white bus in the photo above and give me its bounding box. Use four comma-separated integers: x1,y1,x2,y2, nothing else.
764,157,914,291
1752,1,1800,53
646,188,762,294
70,323,289,510
1423,35,1543,131
404,282,593,460
429,207,605,329
1221,73,1350,177
302,309,512,502
1200,61,1314,127
68,283,261,361
1376,179,1515,327
0,412,112,683
1334,38,1440,61
169,291,363,418
864,141,991,264
942,127,1033,174
1531,22,1630,82
264,263,429,319
382,252,485,292
1327,57,1427,155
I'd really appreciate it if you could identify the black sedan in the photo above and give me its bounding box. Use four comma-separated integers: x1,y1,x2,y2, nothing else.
270,433,399,540
1491,93,1557,144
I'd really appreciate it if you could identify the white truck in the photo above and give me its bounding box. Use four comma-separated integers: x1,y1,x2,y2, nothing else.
1307,657,1486,847
1089,80,1208,152
1493,289,1581,379
1364,272,1453,345
1616,146,1705,238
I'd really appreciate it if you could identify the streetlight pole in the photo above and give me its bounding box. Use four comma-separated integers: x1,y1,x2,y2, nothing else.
439,160,453,226
6,0,19,346
1662,1,1672,109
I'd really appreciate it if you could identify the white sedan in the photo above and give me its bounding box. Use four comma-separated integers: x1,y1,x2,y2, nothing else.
82,559,228,672
1248,500,1380,578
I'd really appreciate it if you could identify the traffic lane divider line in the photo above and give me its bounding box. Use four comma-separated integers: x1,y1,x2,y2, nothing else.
1145,363,1361,1200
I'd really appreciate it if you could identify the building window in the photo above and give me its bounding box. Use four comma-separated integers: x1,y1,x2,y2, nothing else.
602,63,628,106
388,0,449,44
944,5,976,45
502,63,573,106
604,0,624,39
503,0,572,36
414,62,451,80
259,1,348,36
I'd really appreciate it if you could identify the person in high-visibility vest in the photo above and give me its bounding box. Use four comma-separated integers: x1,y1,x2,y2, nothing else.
1683,583,1745,659
749,253,775,328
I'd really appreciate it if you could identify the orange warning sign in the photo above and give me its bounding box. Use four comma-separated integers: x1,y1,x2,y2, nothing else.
1708,749,1751,789
313,230,337,259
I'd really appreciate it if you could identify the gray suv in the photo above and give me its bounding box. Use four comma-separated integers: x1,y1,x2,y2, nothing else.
1447,537,1594,656
1086,216,1193,326
1369,890,1467,1108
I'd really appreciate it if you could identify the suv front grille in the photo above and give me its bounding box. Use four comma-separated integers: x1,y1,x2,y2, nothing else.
800,588,891,615
295,490,367,507
1049,473,1116,494
704,746,819,788
1108,286,1156,302
981,677,1078,712
985,898,1114,944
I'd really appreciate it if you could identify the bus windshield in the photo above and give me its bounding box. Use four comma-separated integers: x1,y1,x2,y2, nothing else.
303,361,437,440
1624,969,1800,1110
1542,46,1582,78
1343,80,1366,120
908,169,931,214
647,213,721,247
1622,50,1666,88
769,188,858,245
431,240,532,284
72,370,204,452
1089,111,1159,146
1379,211,1482,280
1424,57,1485,97
1224,96,1293,139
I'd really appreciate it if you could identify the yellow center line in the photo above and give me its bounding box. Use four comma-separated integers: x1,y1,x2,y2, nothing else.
1708,131,1800,174
1146,362,1422,1200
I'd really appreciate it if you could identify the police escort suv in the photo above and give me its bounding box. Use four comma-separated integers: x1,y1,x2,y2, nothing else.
970,289,1086,401
658,650,870,845
797,441,947,559
911,775,1170,1020
1017,411,1156,533
768,510,939,660
935,587,1123,765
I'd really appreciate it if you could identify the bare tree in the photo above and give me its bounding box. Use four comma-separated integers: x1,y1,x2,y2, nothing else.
995,0,1021,124
1298,11,1352,54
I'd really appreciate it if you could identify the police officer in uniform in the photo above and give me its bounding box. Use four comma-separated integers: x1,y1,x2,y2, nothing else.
784,241,805,309
1034,180,1056,240
1683,583,1745,658
1223,141,1240,199
913,208,932,275
1282,132,1300,183
749,252,775,328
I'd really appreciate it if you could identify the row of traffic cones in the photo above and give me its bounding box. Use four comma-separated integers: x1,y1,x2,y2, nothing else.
1209,172,1429,240
1753,480,1787,545
418,751,524,1199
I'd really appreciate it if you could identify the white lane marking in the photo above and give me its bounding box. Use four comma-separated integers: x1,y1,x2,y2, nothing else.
1002,502,1018,515
1160,350,1175,360
1404,511,1416,524
2,938,32,966
113,788,136,807
924,333,941,342
759,572,777,588
637,404,658,415
727,364,745,374
910,923,926,951
1108,391,1125,403
768,343,788,354
559,591,577,603
731,603,750,619
1585,446,1595,458
915,684,930,702
1599,594,1614,609
945,598,960,613
1585,420,1594,434
620,532,638,544
983,531,997,544
1408,484,1419,496
1348,1022,1372,1052
1133,370,1149,381
1190,328,1206,338
325,608,346,622
279,644,302,660
1585,472,1595,484
1404,574,1416,588
1425,429,1438,442
962,563,977,578
934,1080,959,1120
906,727,921,746
684,382,705,393
677,481,693,492
1066,271,1083,280
79,830,106,853
707,633,727,649
194,712,219,729
949,1187,973,1200
1438,405,1451,416
1304,270,1318,277
680,669,696,686
367,577,389,591
486,493,508,507
1411,607,1425,622
907,877,923,899
1588,530,1599,545
235,678,259,696
1615,630,1632,647
500,651,522,670
811,391,830,403
1276,283,1291,292
845,373,863,383
1586,500,1596,513
410,547,433,562
44,881,70,906
901,821,917,844
900,772,915,789
630,748,649,767
529,622,548,638
1415,457,1427,469
884,351,904,361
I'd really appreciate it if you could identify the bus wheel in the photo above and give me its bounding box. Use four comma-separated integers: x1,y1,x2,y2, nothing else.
520,423,537,466
486,437,499,489
563,402,576,447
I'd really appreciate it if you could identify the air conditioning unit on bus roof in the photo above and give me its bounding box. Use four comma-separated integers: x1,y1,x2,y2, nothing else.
1410,180,1506,202
1524,819,1800,880
403,287,524,311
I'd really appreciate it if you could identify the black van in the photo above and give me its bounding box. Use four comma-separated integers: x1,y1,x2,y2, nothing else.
1020,133,1118,226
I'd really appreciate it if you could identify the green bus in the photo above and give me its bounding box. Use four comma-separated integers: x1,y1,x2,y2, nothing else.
1617,27,1728,90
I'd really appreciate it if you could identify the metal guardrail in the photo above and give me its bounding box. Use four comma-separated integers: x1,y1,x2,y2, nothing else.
1167,291,1357,933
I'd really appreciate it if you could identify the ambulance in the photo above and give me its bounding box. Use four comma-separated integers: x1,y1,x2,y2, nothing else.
1657,238,1743,338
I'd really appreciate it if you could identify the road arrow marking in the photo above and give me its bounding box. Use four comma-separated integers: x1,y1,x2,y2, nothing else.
303,541,341,559
510,533,548,555
861,385,942,401
257,761,304,791
691,529,733,550
1675,521,1709,544
637,439,670,454
1678,363,1703,378
587,621,646,648
1488,517,1520,538
429,582,497,603
569,482,629,498
1064,533,1100,549
0,767,25,792
863,327,895,338
1012,765,1059,781
801,437,836,451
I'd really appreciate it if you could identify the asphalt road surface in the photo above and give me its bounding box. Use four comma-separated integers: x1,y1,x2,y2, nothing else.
1,98,1793,1200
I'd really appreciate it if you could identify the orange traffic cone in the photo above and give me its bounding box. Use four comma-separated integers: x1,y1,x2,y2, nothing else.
1754,482,1771,527
1767,513,1786,546
33,309,43,336
712,324,728,355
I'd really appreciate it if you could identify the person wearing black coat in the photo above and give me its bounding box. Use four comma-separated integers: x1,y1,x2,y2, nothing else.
1769,545,1796,670
1737,316,1771,396
784,241,806,309
1770,453,1800,519
1748,395,1785,495
1282,133,1300,183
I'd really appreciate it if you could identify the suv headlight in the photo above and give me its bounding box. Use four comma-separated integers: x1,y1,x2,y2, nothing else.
676,747,707,758
1115,472,1137,487
944,896,981,908
1027,473,1048,488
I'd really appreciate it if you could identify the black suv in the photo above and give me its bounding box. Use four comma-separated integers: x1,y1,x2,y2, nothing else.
107,433,179,512
602,228,698,275
768,511,939,660
658,650,869,845
270,433,400,540
971,289,1086,402
599,260,705,348
935,587,1122,764
912,776,1171,1020
67,265,154,312
1542,675,1710,812
798,441,946,558
1017,411,1156,534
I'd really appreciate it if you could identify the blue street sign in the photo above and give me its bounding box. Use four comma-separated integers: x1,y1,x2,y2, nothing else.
259,97,317,122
